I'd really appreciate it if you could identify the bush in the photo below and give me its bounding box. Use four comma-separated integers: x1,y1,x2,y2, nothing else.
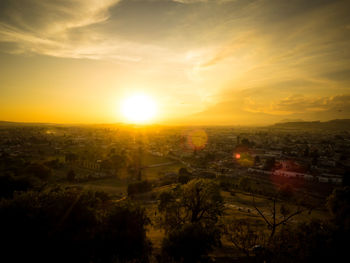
24,163,52,180
128,180,152,196
238,177,251,192
278,184,294,200
0,187,151,263
0,174,40,198
269,220,349,263
161,223,221,263
178,174,190,184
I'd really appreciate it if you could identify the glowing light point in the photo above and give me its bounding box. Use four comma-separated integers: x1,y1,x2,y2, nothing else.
121,94,157,124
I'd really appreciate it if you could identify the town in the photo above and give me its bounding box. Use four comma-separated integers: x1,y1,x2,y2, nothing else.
1,121,348,187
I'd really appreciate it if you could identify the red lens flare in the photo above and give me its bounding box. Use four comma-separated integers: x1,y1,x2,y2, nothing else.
187,129,208,151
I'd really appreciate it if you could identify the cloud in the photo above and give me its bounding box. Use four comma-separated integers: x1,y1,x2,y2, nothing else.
0,0,126,59
187,93,350,125
242,93,350,116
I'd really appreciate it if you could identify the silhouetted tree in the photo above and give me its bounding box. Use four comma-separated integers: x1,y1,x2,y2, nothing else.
269,219,348,263
238,177,252,192
179,167,190,176
326,186,350,229
252,192,306,241
158,179,223,231
128,180,152,196
263,157,276,171
224,219,267,257
178,173,190,184
161,223,221,263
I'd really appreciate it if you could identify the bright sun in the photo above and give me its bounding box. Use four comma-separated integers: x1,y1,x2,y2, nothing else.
121,94,157,123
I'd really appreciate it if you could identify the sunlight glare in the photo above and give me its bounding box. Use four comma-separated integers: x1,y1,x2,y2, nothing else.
121,94,157,123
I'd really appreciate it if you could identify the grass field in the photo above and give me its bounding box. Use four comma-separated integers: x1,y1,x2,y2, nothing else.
66,177,127,198
141,153,183,180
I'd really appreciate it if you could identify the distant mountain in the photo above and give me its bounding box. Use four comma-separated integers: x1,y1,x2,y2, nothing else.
277,119,305,123
0,121,22,126
271,119,350,130
0,121,52,126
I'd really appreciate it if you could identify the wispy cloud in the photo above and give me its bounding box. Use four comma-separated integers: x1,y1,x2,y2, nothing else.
0,0,127,59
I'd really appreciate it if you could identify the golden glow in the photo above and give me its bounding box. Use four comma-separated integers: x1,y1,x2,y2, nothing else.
121,94,157,124
187,129,208,150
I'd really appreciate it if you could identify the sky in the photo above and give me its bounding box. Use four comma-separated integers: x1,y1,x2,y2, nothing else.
0,0,349,125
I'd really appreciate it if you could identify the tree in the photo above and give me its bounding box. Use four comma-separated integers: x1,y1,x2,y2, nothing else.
158,179,223,231
224,219,267,257
95,202,152,263
182,179,223,224
269,219,348,263
263,157,276,171
241,138,251,146
178,168,191,184
158,180,223,263
179,167,190,176
161,223,220,263
127,180,152,196
238,177,252,192
252,192,306,241
0,187,151,263
326,186,350,229
178,174,190,184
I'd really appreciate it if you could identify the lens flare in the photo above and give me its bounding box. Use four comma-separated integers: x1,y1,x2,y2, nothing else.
234,147,254,167
187,129,208,150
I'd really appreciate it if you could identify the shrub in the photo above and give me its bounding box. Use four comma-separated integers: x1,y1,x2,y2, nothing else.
161,223,221,263
0,187,151,263
127,180,152,196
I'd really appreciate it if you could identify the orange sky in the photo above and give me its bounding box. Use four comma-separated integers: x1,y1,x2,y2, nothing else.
0,0,349,125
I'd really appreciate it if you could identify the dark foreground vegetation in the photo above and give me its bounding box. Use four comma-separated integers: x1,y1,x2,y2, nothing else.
1,174,349,262
0,186,151,263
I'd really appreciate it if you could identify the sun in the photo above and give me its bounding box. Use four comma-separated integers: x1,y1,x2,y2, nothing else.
121,94,157,123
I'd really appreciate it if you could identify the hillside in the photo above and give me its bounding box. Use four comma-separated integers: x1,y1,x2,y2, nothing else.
271,119,350,131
